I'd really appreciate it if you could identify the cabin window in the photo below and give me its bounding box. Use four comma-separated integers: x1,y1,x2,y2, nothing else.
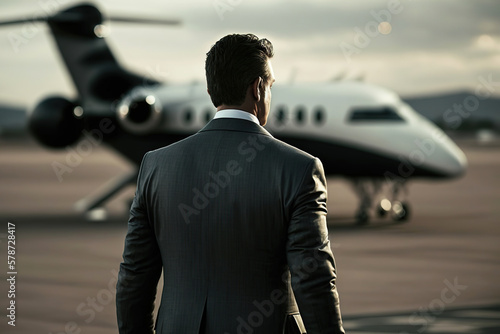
348,107,404,122
313,107,326,125
183,107,193,124
204,109,213,124
295,106,306,124
274,106,288,125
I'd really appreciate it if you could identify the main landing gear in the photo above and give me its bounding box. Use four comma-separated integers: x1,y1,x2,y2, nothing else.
350,179,410,225
74,171,138,221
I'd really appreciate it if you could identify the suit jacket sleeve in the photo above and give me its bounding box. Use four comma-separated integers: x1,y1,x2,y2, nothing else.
116,152,162,334
286,158,345,334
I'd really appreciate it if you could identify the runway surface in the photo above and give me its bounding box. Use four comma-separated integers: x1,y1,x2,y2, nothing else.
0,137,499,333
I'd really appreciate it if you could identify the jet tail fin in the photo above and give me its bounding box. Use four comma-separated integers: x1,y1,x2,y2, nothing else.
1,3,180,114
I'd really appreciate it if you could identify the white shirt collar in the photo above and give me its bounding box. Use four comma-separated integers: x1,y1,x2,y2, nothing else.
213,109,260,125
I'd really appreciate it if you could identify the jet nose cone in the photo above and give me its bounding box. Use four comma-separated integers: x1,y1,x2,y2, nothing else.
448,145,468,177
439,138,468,178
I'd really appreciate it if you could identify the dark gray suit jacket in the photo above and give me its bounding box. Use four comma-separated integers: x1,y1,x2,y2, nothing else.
116,118,345,334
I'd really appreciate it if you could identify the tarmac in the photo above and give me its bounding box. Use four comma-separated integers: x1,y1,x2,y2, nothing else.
0,136,499,333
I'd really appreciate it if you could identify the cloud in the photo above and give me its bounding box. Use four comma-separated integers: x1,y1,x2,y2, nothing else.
0,0,498,105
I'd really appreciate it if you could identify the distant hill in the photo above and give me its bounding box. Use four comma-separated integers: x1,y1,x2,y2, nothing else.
403,91,500,131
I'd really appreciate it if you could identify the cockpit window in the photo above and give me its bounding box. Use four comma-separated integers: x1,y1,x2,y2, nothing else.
348,107,404,122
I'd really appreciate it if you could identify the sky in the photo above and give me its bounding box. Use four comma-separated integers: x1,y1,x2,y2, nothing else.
0,0,499,108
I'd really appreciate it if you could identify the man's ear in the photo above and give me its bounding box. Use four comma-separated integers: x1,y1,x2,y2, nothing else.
252,77,262,102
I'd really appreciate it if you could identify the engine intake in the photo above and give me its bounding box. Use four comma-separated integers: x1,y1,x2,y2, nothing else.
117,91,162,134
29,96,83,148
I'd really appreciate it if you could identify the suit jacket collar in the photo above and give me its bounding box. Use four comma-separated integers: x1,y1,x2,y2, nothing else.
199,118,273,138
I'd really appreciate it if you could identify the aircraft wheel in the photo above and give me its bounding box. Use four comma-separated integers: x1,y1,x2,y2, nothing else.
355,210,369,225
392,201,410,222
377,198,392,217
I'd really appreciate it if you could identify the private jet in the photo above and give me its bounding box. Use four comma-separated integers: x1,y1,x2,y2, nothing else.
0,3,467,223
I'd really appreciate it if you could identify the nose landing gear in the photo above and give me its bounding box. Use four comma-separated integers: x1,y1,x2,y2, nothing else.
351,179,410,225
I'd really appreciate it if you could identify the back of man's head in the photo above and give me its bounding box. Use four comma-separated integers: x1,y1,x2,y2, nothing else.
205,33,274,108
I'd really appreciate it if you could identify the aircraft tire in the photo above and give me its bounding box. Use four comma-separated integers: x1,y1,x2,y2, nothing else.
377,205,388,217
392,201,410,222
377,198,392,218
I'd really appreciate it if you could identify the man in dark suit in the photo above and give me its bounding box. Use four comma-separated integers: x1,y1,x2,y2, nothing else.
116,33,345,334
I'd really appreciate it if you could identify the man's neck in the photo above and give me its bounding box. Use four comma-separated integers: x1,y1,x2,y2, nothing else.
217,105,256,117
213,109,260,125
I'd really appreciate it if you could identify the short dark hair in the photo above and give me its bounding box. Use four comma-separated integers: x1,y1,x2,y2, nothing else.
205,34,274,107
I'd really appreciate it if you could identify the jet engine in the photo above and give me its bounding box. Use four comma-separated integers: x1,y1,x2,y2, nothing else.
116,90,162,135
28,96,83,148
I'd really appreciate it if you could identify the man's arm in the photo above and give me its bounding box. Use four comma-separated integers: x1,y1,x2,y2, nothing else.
116,153,162,334
286,158,345,334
